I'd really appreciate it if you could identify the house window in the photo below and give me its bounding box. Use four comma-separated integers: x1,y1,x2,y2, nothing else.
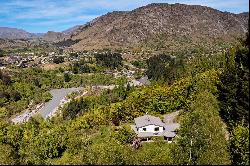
143,128,146,131
154,127,159,131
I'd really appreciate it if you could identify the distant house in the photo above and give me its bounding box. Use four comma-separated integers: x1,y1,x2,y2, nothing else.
49,52,55,56
131,115,180,142
6,55,21,65
138,76,150,85
17,59,28,68
129,79,141,87
129,75,150,87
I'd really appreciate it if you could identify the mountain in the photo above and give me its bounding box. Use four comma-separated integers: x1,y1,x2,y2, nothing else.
1,3,248,51
0,38,26,49
0,25,79,44
41,31,67,42
32,33,45,37
70,3,249,51
62,25,81,35
41,25,82,42
0,27,37,39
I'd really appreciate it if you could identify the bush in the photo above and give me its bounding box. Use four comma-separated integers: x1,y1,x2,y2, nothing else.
131,60,147,68
42,91,52,102
151,136,164,142
63,72,71,82
113,125,135,145
53,56,64,64
230,122,249,165
0,143,19,165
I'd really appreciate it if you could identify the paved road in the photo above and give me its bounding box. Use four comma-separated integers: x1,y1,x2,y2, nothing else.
11,87,84,123
39,87,83,119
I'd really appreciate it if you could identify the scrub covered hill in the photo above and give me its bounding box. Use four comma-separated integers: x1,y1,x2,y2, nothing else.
70,3,248,52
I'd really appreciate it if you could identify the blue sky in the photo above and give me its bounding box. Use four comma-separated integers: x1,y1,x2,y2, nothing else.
0,0,249,33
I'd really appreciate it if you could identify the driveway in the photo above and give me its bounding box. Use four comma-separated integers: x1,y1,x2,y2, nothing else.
38,87,84,119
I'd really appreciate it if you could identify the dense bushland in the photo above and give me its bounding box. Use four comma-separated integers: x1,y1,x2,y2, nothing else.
0,34,248,165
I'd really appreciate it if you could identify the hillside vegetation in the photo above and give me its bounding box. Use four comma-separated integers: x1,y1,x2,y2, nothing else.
0,32,248,165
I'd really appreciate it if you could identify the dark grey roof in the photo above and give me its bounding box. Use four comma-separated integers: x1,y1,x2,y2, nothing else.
163,131,176,137
164,123,180,132
135,115,165,128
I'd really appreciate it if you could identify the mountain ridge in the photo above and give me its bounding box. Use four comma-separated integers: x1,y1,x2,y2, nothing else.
0,3,248,51
0,25,81,41
0,27,37,39
69,3,248,51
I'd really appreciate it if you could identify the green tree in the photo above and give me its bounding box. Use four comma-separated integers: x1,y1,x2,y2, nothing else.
146,54,184,84
64,72,71,82
0,143,19,165
95,52,123,69
173,91,231,165
71,62,80,74
230,122,249,165
0,49,6,57
113,125,136,145
217,34,249,128
53,56,64,64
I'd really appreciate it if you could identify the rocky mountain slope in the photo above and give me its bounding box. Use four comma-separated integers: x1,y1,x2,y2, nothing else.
0,25,80,42
41,31,67,42
0,27,37,39
41,25,81,42
0,38,26,49
70,3,249,51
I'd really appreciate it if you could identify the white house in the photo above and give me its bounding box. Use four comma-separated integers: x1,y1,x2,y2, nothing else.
131,115,180,142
